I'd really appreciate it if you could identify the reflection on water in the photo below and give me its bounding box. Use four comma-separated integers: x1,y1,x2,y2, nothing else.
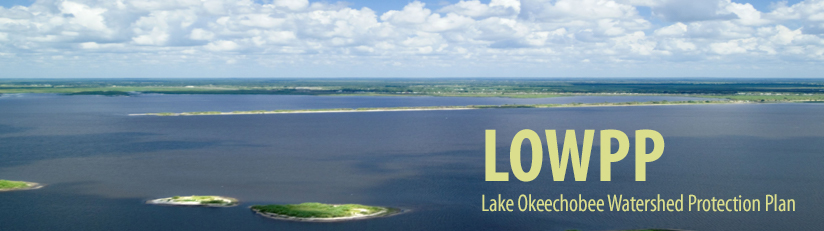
0,95,821,231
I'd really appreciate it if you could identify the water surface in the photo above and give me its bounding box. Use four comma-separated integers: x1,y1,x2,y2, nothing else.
0,95,819,231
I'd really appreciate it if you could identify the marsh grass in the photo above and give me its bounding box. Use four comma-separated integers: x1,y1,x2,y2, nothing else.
251,202,384,218
0,180,29,189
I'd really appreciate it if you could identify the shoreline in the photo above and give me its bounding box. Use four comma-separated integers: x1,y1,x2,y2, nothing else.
251,207,400,222
0,182,44,192
146,196,239,207
128,100,768,117
130,107,479,116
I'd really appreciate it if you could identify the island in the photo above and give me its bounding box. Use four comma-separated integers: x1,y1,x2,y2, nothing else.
132,100,741,116
251,202,399,222
147,195,238,207
0,179,43,192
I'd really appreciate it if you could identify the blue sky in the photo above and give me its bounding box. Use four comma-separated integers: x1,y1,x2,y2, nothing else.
1,0,823,78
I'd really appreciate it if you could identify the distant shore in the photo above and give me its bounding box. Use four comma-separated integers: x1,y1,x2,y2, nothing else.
129,99,764,117
130,107,477,116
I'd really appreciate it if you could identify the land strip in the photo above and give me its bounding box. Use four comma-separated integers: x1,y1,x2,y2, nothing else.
130,99,775,116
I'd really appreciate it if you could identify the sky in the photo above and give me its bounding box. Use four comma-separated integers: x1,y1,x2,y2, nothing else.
0,0,823,78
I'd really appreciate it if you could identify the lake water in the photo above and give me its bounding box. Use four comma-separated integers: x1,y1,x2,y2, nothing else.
0,94,821,230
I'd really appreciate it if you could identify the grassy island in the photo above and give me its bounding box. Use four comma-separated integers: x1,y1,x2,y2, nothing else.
251,202,398,221
147,195,238,207
0,179,43,192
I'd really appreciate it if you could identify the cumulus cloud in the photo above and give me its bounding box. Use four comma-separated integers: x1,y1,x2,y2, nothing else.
0,0,823,77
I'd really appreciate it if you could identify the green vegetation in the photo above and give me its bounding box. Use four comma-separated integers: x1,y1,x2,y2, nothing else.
251,202,389,219
65,91,133,96
0,179,40,191
0,180,29,189
186,111,222,115
700,93,824,102
148,195,238,207
3,79,822,107
1,78,823,99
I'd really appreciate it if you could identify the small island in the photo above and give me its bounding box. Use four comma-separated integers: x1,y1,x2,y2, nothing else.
251,202,399,222
0,179,43,192
147,195,238,207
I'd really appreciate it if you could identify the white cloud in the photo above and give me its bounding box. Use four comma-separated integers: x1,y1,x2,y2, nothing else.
764,25,801,45
60,1,110,32
654,22,688,37
273,0,309,11
205,40,239,51
523,0,635,20
724,1,769,25
1,0,824,77
79,41,124,49
132,28,169,45
381,1,431,25
660,38,698,51
710,38,758,54
189,28,214,40
257,30,297,44
439,0,520,18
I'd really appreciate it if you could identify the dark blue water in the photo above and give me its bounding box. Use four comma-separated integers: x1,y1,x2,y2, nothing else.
0,94,820,231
